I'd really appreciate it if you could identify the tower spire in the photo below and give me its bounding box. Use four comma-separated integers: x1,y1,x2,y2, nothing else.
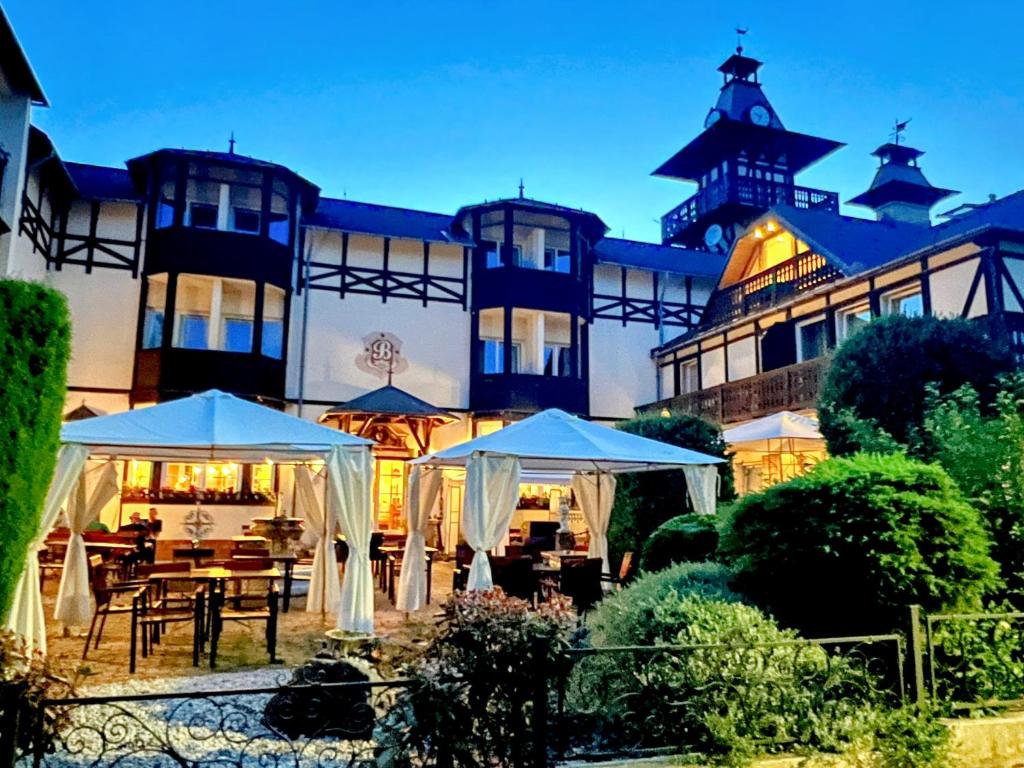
228,131,236,155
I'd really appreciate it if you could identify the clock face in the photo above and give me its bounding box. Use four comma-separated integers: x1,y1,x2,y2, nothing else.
749,105,771,127
704,224,724,250
704,109,722,129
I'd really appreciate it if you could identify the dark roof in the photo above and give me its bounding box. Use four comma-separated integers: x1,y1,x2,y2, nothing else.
593,238,726,278
321,385,455,421
0,6,47,105
64,162,141,202
653,120,844,180
307,197,472,245
917,189,1024,247
452,197,609,239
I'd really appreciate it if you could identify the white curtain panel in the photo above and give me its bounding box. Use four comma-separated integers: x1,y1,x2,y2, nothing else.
326,446,375,634
683,465,719,517
571,472,617,576
54,460,119,627
296,465,340,615
462,454,521,591
4,444,89,655
396,465,442,612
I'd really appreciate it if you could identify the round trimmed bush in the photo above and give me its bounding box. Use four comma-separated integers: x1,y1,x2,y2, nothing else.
587,561,741,646
719,453,1000,636
819,314,1015,456
638,513,719,573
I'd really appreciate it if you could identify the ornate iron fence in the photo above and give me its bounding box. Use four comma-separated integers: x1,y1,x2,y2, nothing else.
917,607,1024,712
25,676,420,768
551,635,905,762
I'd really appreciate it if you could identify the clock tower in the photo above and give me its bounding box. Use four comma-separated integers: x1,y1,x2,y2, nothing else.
655,47,844,250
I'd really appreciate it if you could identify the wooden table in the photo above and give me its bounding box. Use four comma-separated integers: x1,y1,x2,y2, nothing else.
231,535,268,547
380,545,438,606
233,554,298,612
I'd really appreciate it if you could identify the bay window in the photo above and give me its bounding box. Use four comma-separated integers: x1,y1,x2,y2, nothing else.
142,274,167,349
172,274,256,353
262,285,286,358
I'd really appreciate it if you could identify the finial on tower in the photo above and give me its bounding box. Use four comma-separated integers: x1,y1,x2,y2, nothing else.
890,118,910,146
228,131,236,155
735,26,748,54
518,178,525,199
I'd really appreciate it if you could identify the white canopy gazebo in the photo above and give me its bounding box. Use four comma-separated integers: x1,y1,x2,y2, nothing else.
723,411,826,494
4,389,375,655
396,409,724,608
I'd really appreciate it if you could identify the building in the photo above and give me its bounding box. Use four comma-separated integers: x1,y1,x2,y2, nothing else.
3,6,1023,525
644,50,1024,491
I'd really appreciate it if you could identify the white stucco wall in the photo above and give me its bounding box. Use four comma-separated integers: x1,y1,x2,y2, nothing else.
0,83,32,276
588,319,662,420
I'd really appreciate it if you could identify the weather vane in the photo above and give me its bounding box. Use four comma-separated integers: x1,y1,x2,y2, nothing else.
735,26,749,54
891,118,911,146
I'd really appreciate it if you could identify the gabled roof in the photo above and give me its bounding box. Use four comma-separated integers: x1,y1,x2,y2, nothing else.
64,162,141,203
307,198,472,245
0,6,47,105
320,385,455,421
593,237,726,278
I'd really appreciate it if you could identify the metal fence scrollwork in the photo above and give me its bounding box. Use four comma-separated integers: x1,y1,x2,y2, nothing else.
30,677,418,768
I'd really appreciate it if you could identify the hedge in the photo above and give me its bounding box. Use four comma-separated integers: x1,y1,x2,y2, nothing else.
719,453,1000,636
0,281,71,622
638,512,719,573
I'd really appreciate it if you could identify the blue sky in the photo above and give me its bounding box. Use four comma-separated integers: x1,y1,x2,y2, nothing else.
8,1,1024,242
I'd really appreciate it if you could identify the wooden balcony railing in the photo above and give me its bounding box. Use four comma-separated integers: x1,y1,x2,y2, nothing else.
700,250,843,328
661,175,838,243
644,357,829,425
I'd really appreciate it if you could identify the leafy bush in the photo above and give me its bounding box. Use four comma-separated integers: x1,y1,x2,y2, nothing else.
608,412,733,568
818,314,1015,456
0,282,71,621
0,631,82,760
638,513,719,573
587,561,741,647
719,453,1000,636
923,377,1024,599
574,588,901,766
381,588,576,768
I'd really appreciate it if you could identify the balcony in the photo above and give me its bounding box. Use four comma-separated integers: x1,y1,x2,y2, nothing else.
470,373,588,414
644,357,829,425
701,249,843,328
661,175,838,244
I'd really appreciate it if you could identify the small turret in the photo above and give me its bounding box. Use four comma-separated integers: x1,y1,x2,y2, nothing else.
848,139,957,226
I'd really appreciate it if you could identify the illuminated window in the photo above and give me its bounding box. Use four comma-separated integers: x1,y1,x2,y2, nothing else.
164,463,203,491
375,459,406,530
251,463,275,494
126,460,152,490
474,419,505,437
203,463,240,492
163,462,240,492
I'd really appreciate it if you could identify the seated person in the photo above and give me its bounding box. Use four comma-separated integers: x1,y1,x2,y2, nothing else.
119,512,155,564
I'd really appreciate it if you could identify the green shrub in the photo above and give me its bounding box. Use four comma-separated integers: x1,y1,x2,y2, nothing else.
818,314,1015,456
574,589,896,766
0,282,70,622
381,588,577,768
923,377,1024,599
608,412,733,568
638,513,719,573
720,453,1000,636
587,561,741,646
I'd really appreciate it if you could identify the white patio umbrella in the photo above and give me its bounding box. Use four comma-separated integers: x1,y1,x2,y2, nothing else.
403,409,725,598
8,390,377,653
722,411,824,453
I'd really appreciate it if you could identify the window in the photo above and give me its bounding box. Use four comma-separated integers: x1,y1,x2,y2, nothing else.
222,317,253,353
173,274,257,352
680,359,699,394
163,463,240,493
250,463,274,495
262,285,286,359
177,315,209,349
188,202,218,229
231,207,260,233
142,274,168,349
508,244,523,267
883,288,924,317
837,303,872,342
544,248,571,274
375,459,406,530
126,460,152,491
485,242,501,269
797,317,828,362
268,179,291,244
481,339,505,373
543,345,571,377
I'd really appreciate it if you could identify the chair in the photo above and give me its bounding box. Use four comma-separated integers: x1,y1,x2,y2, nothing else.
452,544,474,591
559,557,604,612
602,551,636,590
492,556,536,602
369,532,386,577
83,555,148,659
209,580,280,668
173,547,214,567
129,584,206,673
